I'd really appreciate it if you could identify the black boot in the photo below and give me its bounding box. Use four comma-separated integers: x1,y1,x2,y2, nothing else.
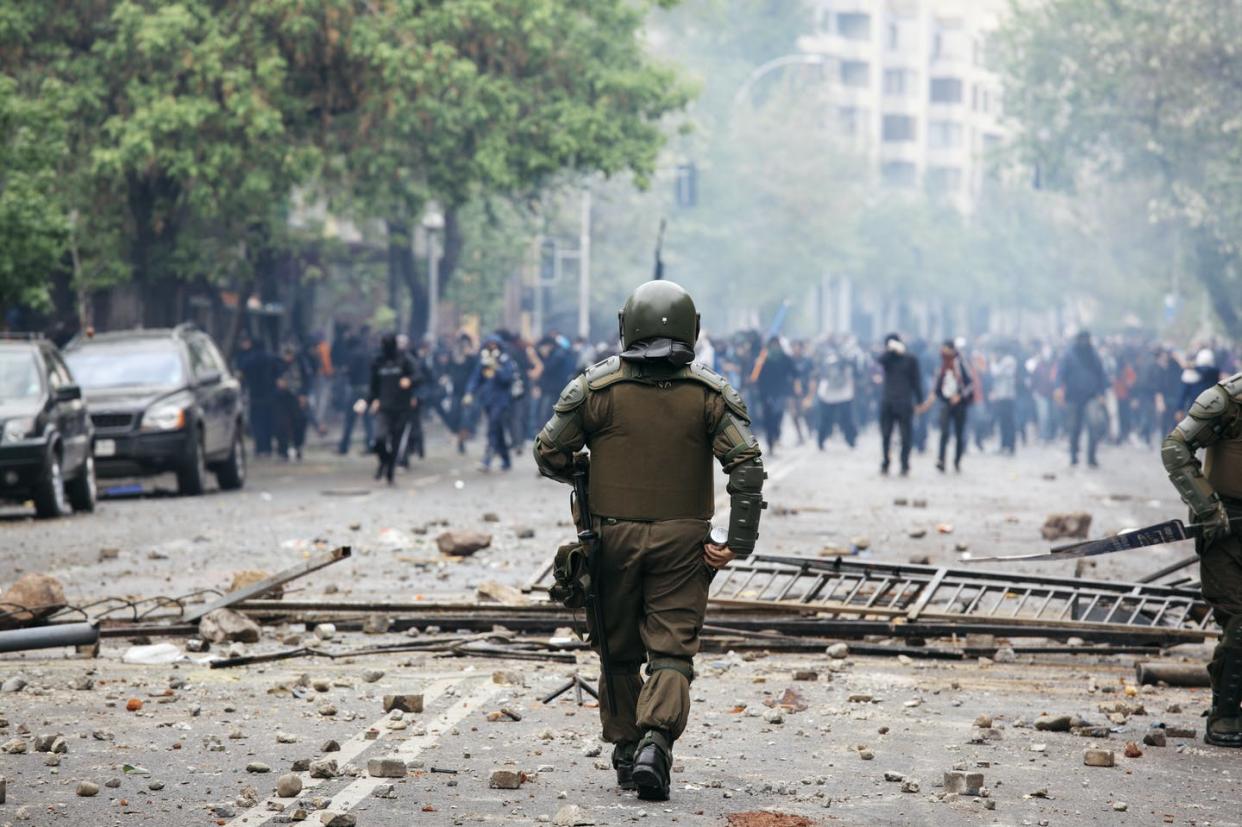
612,742,637,791
1206,646,1242,748
632,729,672,801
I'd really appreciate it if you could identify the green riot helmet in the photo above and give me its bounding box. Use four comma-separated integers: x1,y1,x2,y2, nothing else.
617,280,701,349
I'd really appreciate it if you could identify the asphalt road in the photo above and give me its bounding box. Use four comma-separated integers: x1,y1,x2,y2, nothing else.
1,420,1238,826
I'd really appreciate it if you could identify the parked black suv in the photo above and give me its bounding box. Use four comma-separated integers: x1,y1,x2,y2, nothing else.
0,335,97,517
64,324,246,496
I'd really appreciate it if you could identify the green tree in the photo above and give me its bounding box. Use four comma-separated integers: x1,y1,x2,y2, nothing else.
997,0,1242,338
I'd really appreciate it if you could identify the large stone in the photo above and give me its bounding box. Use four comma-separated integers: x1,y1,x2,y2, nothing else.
1083,748,1115,767
554,804,596,826
943,771,984,796
1034,714,1072,732
198,609,261,644
308,758,338,779
489,769,522,789
0,573,65,622
320,813,356,827
367,757,407,778
76,781,99,797
383,694,424,714
435,531,493,557
276,774,302,798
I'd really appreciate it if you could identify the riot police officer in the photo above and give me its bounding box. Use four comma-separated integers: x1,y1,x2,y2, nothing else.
1162,370,1242,747
534,281,766,800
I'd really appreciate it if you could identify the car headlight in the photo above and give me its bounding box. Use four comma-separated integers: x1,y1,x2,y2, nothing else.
1,417,36,443
141,402,187,432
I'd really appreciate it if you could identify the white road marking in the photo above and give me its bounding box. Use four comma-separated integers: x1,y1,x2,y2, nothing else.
226,676,460,827
326,678,502,813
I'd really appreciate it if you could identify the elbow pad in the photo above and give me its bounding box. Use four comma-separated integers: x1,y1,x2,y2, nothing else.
727,457,767,556
1162,430,1220,519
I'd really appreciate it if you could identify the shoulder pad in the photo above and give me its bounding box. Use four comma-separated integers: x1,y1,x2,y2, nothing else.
553,375,588,413
1223,372,1242,399
585,356,625,390
682,362,749,420
1190,385,1231,419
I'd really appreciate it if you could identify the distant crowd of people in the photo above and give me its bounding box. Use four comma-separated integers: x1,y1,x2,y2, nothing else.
230,321,1239,481
698,328,1239,475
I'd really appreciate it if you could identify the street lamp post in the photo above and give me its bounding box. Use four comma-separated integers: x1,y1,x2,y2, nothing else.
731,53,826,110
422,205,445,339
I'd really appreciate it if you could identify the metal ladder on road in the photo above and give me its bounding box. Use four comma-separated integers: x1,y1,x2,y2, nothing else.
709,554,1212,640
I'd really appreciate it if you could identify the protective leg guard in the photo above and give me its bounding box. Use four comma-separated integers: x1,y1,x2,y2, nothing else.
612,742,637,791
632,729,672,801
1207,616,1242,748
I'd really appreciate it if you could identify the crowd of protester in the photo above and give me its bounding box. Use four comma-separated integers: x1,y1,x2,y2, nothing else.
229,320,1240,480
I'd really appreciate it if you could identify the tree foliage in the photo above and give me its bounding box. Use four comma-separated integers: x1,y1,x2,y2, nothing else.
996,0,1242,337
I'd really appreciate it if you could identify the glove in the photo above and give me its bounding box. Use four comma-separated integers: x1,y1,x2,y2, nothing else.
1197,500,1233,546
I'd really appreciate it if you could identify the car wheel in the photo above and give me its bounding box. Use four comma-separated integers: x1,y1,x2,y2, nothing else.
34,449,70,519
66,454,97,513
176,430,207,496
215,426,246,490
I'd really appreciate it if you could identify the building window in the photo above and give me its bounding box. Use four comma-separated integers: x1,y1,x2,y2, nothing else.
882,161,917,187
928,120,963,149
932,19,967,59
838,106,869,138
840,60,870,89
883,68,914,97
930,77,963,104
882,114,916,142
837,12,871,41
926,166,963,194
888,22,898,50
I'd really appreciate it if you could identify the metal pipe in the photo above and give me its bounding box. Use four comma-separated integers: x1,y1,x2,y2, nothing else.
0,622,98,653
1135,661,1211,687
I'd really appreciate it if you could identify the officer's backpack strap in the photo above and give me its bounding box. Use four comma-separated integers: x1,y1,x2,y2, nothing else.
585,356,627,391
685,362,750,422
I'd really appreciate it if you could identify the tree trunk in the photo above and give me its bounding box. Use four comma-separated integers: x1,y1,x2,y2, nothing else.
386,219,414,334
439,205,464,294
1192,229,1242,340
128,173,182,329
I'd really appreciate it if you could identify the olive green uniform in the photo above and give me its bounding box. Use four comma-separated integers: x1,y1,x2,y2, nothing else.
1162,371,1242,746
534,355,763,746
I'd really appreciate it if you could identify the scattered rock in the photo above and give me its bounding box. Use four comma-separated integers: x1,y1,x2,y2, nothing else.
383,693,424,714
1041,512,1092,541
516,527,536,539
313,623,337,640
901,780,920,794
0,573,65,622
489,769,522,789
762,708,784,725
2,676,27,694
1113,802,1128,812
1123,741,1143,758
2,739,27,754
126,698,143,712
367,757,407,778
1142,730,1167,747
1164,726,1196,739
198,608,261,644
1034,714,1072,732
320,739,340,753
1083,748,1115,768
276,774,302,798
362,669,385,684
309,758,338,779
826,643,849,659
320,813,356,827
363,614,392,635
246,762,271,774
883,771,904,782
436,531,493,557
974,714,993,728
943,771,983,796
847,694,873,704
76,781,99,797
554,803,596,826
792,670,818,682
372,783,396,799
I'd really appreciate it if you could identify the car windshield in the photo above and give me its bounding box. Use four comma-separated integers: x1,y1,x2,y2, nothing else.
66,345,185,389
0,350,43,400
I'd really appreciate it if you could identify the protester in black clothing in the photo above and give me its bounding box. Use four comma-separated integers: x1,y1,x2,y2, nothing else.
397,336,434,466
752,336,798,455
922,339,974,473
337,330,375,454
1057,330,1109,468
274,343,314,461
877,333,923,476
236,336,282,458
366,333,416,484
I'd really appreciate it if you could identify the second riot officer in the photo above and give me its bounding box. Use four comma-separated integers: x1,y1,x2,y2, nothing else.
1162,369,1242,747
533,280,766,800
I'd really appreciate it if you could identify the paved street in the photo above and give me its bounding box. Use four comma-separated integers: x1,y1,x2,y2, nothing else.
1,424,1240,826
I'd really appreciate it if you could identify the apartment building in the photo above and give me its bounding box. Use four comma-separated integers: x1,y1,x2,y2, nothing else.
798,0,1009,208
